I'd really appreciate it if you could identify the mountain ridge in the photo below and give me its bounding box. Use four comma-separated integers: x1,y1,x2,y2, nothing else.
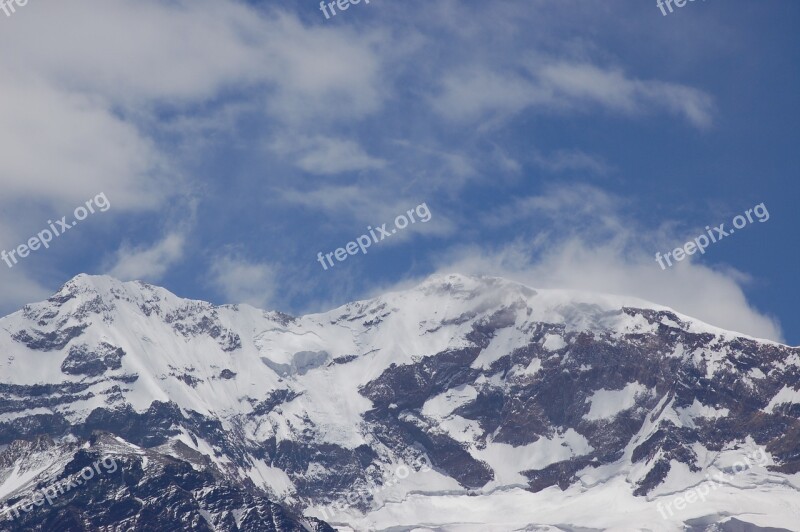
1,272,798,531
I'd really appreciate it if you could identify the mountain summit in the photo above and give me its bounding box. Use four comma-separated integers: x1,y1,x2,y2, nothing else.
1,273,798,531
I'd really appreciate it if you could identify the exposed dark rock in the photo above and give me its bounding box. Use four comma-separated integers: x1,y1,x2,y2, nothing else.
61,343,126,377
0,434,334,532
219,369,237,379
12,325,88,352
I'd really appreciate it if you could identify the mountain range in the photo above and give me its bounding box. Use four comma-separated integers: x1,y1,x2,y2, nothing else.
0,273,798,531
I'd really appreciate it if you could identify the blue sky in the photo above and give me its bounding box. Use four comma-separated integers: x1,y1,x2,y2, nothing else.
0,0,797,345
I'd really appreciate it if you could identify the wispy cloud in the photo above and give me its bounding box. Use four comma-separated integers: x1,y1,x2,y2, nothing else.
105,232,186,282
539,62,714,128
0,268,52,317
432,61,713,128
269,135,386,175
208,254,276,309
531,149,611,176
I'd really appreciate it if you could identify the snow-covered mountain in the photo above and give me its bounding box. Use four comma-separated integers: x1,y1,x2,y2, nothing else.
1,273,798,531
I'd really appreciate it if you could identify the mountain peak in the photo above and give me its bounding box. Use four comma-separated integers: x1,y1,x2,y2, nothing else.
56,273,163,296
56,273,122,296
45,274,189,313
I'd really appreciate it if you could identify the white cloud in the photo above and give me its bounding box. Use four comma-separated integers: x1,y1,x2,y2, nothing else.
105,232,185,282
259,12,386,125
426,185,783,342
0,1,386,118
279,185,455,239
539,63,714,128
435,240,781,342
0,0,264,103
491,145,523,174
269,135,386,175
391,140,478,182
208,255,276,309
483,183,626,234
0,0,389,211
532,149,610,176
0,75,169,211
432,61,713,128
0,268,53,316
431,68,552,123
